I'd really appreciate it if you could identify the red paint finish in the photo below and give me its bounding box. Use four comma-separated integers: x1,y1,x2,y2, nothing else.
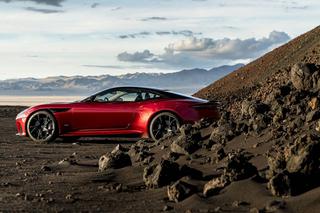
15,89,220,140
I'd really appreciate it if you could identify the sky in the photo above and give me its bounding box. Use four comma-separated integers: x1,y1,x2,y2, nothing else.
0,0,319,80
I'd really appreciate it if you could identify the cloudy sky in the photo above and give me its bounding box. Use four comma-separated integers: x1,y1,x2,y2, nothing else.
0,0,319,80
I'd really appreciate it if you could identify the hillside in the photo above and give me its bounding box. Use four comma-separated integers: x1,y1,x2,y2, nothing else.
195,26,320,103
2,26,320,212
0,64,243,96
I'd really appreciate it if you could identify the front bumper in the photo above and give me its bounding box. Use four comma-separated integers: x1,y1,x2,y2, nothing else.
16,118,27,136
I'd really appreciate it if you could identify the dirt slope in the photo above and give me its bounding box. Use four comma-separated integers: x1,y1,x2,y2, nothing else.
195,26,320,102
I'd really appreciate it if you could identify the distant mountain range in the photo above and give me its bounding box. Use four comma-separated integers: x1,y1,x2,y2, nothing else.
0,64,243,96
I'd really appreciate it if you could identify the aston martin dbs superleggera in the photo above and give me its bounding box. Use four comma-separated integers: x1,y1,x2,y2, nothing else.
16,87,220,142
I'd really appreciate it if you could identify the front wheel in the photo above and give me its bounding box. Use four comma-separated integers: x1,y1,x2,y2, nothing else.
26,111,58,143
149,112,180,141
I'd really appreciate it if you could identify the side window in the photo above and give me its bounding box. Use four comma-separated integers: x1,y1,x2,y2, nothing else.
94,90,120,102
141,92,161,101
116,92,140,102
93,89,163,103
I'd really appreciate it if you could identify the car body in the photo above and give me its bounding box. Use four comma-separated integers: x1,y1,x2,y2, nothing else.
16,87,220,142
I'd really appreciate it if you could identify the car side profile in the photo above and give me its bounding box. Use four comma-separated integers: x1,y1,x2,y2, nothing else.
16,87,220,142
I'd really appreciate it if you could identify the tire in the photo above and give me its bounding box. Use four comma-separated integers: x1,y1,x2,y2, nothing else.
149,112,180,141
26,110,58,143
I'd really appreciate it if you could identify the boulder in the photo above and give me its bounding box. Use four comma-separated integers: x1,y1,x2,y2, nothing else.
223,151,257,181
203,175,229,197
167,180,197,202
209,124,235,144
267,134,320,196
143,159,180,188
210,144,226,163
111,144,129,154
99,145,132,171
268,172,291,197
285,135,320,175
241,100,255,118
241,100,270,118
306,110,320,122
316,120,320,132
266,151,286,179
170,133,201,155
290,63,313,90
251,114,270,133
272,106,285,124
290,63,320,91
308,97,318,110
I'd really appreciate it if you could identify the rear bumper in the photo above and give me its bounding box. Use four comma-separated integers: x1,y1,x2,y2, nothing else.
16,118,27,136
196,108,220,121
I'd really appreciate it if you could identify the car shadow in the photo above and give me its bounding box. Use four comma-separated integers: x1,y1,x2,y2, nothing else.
55,137,150,145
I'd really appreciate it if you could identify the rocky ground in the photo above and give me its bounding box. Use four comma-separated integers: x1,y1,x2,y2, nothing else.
1,63,320,212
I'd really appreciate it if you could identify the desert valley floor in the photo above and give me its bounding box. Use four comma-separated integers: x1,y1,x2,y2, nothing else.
1,105,320,213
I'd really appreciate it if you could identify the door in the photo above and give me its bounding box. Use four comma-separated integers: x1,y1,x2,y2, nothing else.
71,88,142,131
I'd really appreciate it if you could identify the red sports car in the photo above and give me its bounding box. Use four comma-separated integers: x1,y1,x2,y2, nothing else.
16,87,220,142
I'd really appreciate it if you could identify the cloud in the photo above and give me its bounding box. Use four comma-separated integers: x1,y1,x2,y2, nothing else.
141,17,167,21
83,65,123,69
117,31,290,68
25,6,64,13
285,5,308,10
117,50,161,63
91,3,99,8
111,6,121,11
0,0,65,7
119,30,200,39
83,64,147,69
156,30,201,37
119,31,151,39
166,31,290,59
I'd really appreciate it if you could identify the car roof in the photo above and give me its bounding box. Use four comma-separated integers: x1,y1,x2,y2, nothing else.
108,86,168,92
106,86,207,101
82,86,207,102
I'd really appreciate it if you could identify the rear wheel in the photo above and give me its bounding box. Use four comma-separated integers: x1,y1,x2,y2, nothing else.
27,111,58,143
149,112,180,141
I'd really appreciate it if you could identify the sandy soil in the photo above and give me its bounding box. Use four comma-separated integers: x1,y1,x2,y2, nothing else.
1,106,320,213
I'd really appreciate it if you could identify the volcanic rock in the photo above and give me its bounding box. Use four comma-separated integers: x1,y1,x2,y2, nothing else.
290,63,313,90
203,175,229,197
285,134,320,175
99,145,132,171
209,124,235,144
210,144,226,163
306,110,320,122
268,172,291,197
241,100,270,118
143,159,180,188
267,134,320,196
223,151,257,182
112,144,129,154
308,97,318,110
167,180,197,202
316,120,320,132
170,125,202,155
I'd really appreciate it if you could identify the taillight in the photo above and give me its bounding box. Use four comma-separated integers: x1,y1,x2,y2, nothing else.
192,101,220,109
